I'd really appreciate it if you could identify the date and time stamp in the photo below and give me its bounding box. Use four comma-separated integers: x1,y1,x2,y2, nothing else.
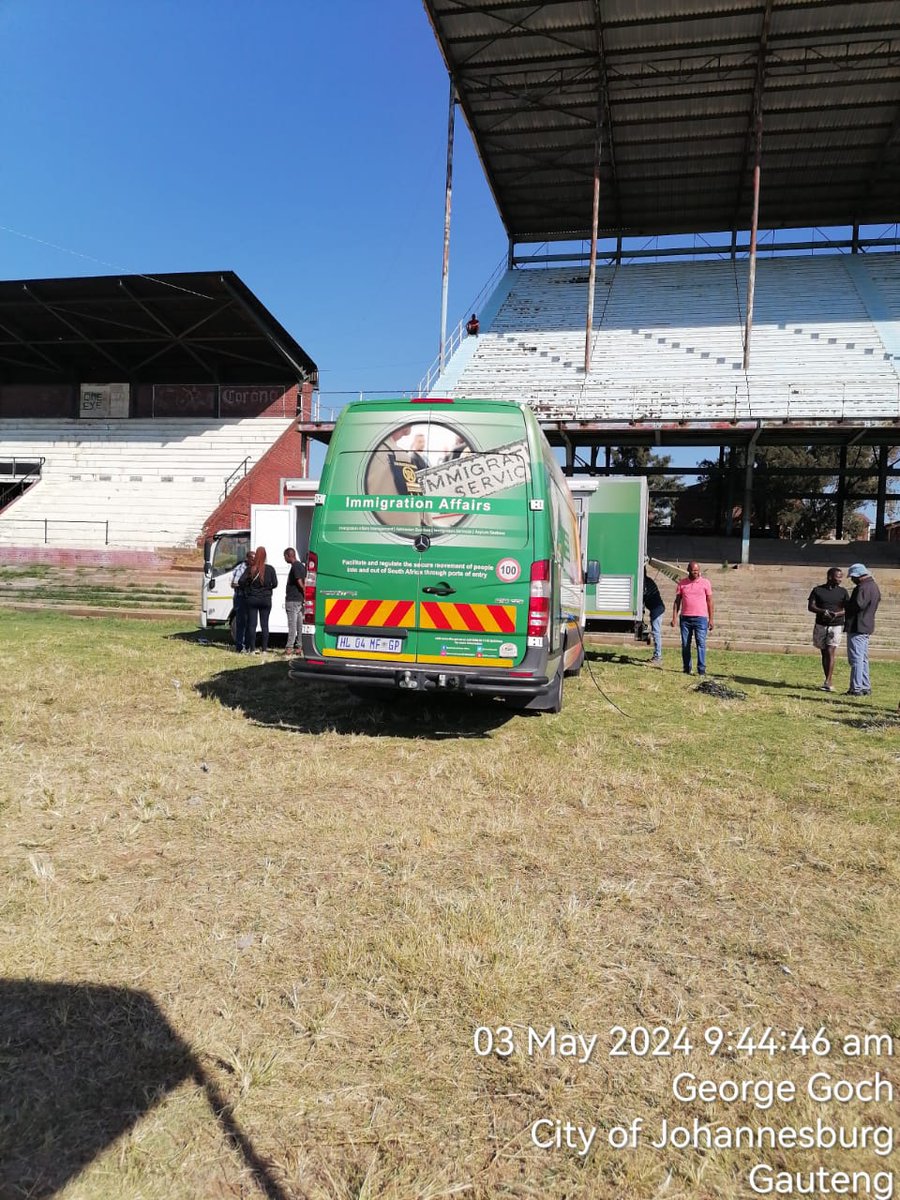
473,1024,897,1197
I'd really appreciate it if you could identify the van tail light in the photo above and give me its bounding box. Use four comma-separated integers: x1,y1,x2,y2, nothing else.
303,551,318,622
527,559,551,638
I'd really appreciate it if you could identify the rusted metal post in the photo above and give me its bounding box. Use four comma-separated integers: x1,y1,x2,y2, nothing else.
741,0,772,371
438,81,456,376
584,98,603,376
834,443,847,539
742,117,763,371
741,426,761,564
874,443,889,539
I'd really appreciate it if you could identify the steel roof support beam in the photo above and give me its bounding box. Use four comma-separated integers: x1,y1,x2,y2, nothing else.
117,280,221,380
0,318,65,373
22,285,129,376
218,276,311,382
741,0,773,372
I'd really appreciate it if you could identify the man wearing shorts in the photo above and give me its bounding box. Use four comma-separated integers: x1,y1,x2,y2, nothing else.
807,567,850,692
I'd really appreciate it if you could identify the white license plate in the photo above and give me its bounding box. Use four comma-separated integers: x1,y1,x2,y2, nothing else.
336,635,403,653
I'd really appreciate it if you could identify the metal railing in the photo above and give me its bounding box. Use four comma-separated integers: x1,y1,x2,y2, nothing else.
307,391,418,424
0,456,45,478
0,518,109,545
222,457,250,498
528,378,900,424
417,253,511,397
0,457,45,515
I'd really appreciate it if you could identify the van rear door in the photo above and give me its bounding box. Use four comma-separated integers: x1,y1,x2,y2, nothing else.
313,410,425,665
408,404,533,671
313,402,533,672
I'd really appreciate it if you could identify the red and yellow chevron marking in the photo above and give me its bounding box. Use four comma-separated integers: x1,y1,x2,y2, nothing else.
420,601,516,635
324,597,416,628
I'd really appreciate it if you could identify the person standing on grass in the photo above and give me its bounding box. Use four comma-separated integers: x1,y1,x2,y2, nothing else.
283,547,306,656
642,571,665,666
844,563,881,697
671,560,714,676
807,566,850,692
231,550,253,653
240,545,278,654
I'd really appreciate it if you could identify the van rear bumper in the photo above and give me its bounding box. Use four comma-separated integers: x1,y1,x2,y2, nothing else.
289,657,552,698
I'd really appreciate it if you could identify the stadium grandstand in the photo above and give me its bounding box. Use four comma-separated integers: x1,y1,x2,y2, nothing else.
0,271,317,562
312,0,899,567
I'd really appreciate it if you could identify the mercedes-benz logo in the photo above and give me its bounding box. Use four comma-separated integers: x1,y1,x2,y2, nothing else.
414,534,431,553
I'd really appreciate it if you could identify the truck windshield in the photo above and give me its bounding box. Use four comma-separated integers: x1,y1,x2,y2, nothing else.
211,534,249,576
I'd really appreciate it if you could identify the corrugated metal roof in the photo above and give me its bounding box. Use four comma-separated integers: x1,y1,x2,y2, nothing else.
424,0,900,241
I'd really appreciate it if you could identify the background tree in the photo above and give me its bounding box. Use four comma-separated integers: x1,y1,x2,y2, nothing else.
607,447,684,526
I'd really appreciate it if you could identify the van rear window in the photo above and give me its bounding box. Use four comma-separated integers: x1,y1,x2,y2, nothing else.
321,407,532,549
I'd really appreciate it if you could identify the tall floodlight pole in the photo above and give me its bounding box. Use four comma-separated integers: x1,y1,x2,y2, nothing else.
584,97,603,376
439,81,457,377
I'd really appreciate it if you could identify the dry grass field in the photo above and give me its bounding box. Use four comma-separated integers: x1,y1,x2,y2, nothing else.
1,610,897,1200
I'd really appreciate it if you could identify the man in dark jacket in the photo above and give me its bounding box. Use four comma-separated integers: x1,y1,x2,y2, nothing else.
807,566,850,692
642,572,665,666
844,563,881,697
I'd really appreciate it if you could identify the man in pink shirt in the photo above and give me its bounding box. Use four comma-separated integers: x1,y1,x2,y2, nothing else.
671,560,715,676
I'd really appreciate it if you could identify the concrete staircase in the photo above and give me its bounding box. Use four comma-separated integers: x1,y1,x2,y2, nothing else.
1,542,896,659
626,538,900,659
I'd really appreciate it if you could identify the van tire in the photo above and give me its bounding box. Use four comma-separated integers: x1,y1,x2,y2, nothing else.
565,641,585,677
542,655,564,713
509,655,564,714
228,612,237,645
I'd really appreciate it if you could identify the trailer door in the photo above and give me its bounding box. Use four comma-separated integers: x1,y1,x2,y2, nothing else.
251,504,294,634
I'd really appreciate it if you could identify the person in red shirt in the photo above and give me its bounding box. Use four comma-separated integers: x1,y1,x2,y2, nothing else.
671,560,715,676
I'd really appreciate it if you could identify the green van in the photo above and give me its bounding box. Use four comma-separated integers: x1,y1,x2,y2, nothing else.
290,398,589,712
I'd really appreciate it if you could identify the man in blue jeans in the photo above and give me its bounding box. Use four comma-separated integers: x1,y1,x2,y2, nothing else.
671,560,715,676
642,572,665,666
844,563,881,697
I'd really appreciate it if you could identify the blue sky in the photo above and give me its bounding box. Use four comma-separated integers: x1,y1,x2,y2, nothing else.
0,0,506,399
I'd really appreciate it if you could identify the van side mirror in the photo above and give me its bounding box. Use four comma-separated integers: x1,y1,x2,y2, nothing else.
585,559,601,585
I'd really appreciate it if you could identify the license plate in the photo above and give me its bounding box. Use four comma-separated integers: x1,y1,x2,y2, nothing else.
336,635,403,653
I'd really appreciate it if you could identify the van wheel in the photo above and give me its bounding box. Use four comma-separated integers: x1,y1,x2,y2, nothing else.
228,613,237,645
564,641,585,677
509,656,564,714
543,655,564,713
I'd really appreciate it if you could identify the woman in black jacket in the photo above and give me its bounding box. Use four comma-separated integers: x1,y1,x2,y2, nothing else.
240,545,278,652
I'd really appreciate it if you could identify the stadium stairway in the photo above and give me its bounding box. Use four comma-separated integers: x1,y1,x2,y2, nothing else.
2,545,897,661
0,418,292,550
618,542,900,660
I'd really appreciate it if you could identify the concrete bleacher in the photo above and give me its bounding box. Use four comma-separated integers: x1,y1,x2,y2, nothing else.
441,254,900,422
0,418,292,549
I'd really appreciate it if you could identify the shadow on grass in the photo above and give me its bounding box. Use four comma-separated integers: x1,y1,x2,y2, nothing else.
585,649,647,668
0,979,290,1200
196,662,517,738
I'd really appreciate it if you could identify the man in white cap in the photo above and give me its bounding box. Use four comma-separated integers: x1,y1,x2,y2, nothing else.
844,564,881,697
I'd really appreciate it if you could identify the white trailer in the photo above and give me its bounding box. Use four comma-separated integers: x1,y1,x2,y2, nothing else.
200,480,318,640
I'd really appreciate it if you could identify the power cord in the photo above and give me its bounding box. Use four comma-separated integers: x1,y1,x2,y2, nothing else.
573,620,630,718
